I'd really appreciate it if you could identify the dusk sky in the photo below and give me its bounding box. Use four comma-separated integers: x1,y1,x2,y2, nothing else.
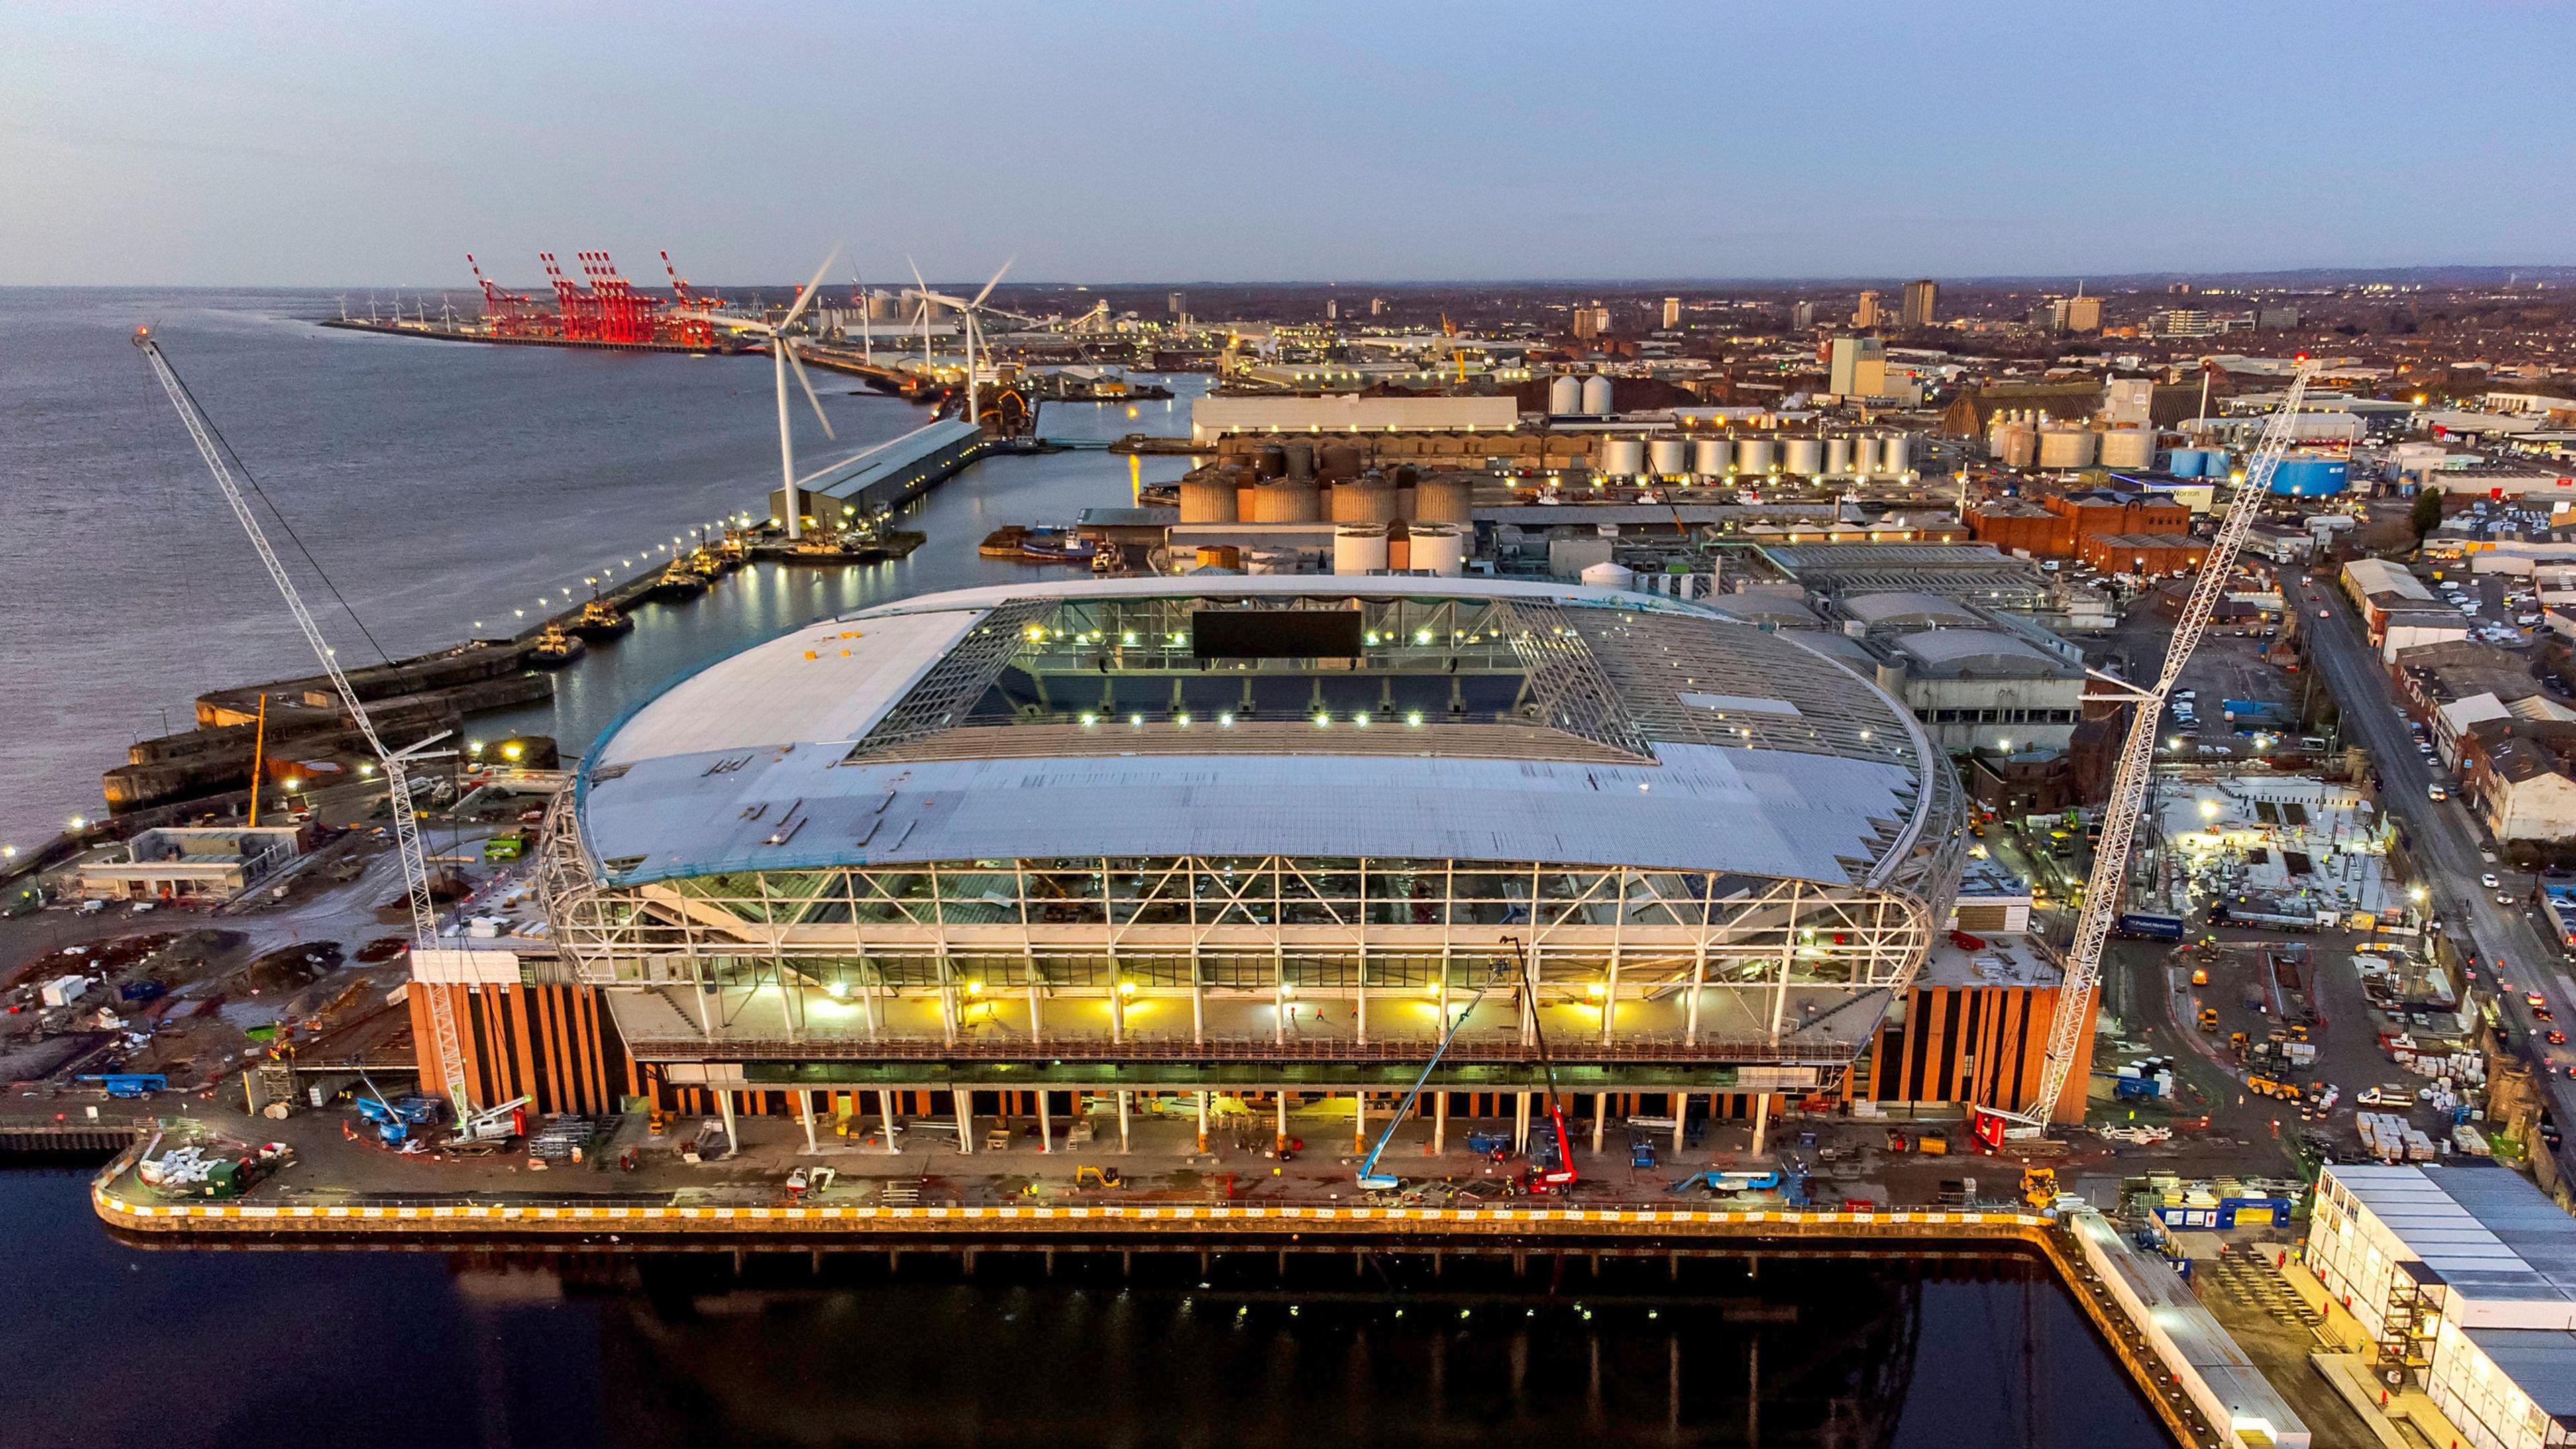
9,0,2574,286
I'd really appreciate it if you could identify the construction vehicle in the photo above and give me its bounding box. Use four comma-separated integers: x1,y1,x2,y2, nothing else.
2199,1006,2221,1032
1074,1166,1124,1190
445,1095,531,1152
1463,1130,1513,1159
1972,363,2320,1145
1629,1136,1659,1169
1356,961,1513,1191
76,1073,168,1099
135,331,470,1120
2190,967,2209,987
1917,1130,1949,1157
1669,1169,1782,1195
1516,939,1580,1195
2021,1166,2058,1210
352,1075,443,1146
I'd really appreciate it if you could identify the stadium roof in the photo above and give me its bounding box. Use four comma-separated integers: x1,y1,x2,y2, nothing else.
578,578,1952,892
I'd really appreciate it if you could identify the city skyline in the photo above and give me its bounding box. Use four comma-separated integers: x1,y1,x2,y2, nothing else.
7,0,2575,287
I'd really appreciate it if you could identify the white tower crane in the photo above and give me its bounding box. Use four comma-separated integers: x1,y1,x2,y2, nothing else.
132,329,473,1115
1976,360,2320,1143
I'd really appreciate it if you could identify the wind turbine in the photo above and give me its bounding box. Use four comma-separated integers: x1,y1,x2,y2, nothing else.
905,258,1014,430
678,247,839,541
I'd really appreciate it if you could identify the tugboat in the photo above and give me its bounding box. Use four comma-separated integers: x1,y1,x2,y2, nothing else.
1016,526,1099,564
649,559,709,600
528,623,586,667
569,596,633,641
979,525,1032,558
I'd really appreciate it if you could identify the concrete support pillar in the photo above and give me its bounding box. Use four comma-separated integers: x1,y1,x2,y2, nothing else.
1038,1089,1054,1152
1513,1091,1532,1155
1354,1091,1368,1154
1672,1091,1687,1154
953,1088,973,1155
879,1089,900,1155
1750,1092,1772,1158
798,1090,818,1154
1196,1090,1210,1154
1116,1089,1132,1153
717,1088,739,1154
1433,1091,1448,1155
1275,1091,1290,1153
1593,1091,1608,1155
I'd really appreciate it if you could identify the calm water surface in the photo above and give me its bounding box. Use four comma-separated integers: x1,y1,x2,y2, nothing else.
0,1169,2163,1448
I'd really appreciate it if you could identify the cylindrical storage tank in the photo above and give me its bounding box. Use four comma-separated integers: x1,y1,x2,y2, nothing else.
1784,437,1824,476
1649,437,1688,477
1996,424,2038,470
1825,437,1854,474
1412,474,1474,524
1693,437,1731,477
1333,525,1390,576
2037,425,2098,470
2269,458,2351,496
1854,437,1883,475
1600,437,1646,477
2098,427,2154,470
1880,433,1911,475
1330,476,1398,524
1409,524,1465,577
1580,561,1637,592
1580,374,1615,417
1737,437,1776,476
1283,440,1316,481
1318,441,1365,482
1243,547,1294,576
1193,545,1242,570
1548,374,1582,416
1254,443,1287,480
1179,474,1239,523
1250,478,1321,523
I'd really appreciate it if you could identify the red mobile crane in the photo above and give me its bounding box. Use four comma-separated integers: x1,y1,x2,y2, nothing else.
1514,938,1579,1194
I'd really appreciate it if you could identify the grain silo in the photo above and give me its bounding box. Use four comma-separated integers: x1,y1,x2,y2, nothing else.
1825,437,1853,475
1736,437,1775,476
1283,440,1316,481
1994,423,2038,469
1580,561,1636,592
1854,437,1883,475
1692,437,1731,477
1648,437,1689,476
1318,441,1365,483
1880,433,1911,475
1599,437,1646,477
1784,437,1824,476
1548,374,1582,416
1580,374,1615,417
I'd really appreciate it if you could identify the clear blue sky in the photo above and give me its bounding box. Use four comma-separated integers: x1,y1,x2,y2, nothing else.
7,0,2573,286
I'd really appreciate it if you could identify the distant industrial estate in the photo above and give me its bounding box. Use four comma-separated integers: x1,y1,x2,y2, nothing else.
18,260,2576,1449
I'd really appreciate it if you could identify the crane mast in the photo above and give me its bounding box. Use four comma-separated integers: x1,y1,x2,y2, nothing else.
1984,362,2319,1140
131,329,473,1116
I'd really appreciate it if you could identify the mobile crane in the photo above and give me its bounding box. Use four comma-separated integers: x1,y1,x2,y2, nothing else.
1972,360,2320,1146
1517,939,1580,1193
1355,961,1513,1191
133,329,472,1118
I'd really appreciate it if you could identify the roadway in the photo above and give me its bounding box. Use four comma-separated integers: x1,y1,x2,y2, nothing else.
2291,564,2576,1186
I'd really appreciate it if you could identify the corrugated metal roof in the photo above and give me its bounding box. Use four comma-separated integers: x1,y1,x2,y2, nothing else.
577,578,1946,886
2461,1329,2576,1418
2330,1165,2576,1323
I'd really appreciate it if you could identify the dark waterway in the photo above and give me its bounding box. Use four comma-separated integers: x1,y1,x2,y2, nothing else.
0,1169,2164,1448
3,290,2167,1447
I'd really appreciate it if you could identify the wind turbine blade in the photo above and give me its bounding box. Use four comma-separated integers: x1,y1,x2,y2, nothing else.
786,343,835,441
907,256,928,295
971,256,1015,310
780,244,843,329
673,309,771,333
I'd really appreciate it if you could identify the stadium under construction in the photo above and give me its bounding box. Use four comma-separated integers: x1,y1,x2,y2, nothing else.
467,575,2017,1153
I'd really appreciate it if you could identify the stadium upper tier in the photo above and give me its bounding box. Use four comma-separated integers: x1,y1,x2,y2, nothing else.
574,578,1957,896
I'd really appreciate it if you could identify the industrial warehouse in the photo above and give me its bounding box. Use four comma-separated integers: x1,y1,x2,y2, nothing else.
504,575,1986,1155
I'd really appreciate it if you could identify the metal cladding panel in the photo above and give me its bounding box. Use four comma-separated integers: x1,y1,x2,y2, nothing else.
582,742,1915,890
2460,1330,2576,1417
594,607,989,768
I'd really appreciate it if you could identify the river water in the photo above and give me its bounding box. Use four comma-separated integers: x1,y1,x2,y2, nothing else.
0,1167,2161,1449
1,290,2166,1446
